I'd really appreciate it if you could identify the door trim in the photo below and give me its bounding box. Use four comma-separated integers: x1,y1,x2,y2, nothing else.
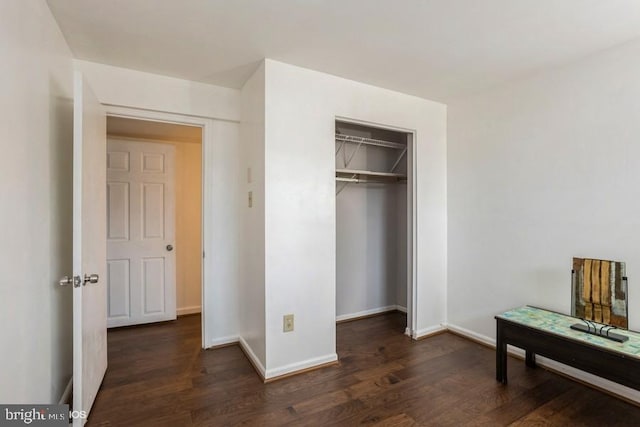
104,105,213,349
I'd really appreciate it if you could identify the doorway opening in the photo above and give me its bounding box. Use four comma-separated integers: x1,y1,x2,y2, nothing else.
105,116,203,331
334,118,417,340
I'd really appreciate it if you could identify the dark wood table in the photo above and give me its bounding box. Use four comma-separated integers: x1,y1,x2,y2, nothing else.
495,306,640,391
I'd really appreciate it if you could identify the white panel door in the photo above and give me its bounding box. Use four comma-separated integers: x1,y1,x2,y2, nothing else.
106,139,176,327
71,71,107,426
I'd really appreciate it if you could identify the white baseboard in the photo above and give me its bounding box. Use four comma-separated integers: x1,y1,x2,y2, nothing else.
177,305,201,316
445,323,495,347
205,335,238,349
336,305,406,322
208,335,336,381
412,324,447,339
535,355,640,402
265,353,338,380
238,336,266,379
58,377,73,405
445,322,640,404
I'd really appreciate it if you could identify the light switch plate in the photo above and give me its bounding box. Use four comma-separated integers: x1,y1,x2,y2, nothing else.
283,314,294,332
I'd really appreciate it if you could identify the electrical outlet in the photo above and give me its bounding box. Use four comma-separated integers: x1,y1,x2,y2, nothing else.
248,191,253,208
283,314,294,332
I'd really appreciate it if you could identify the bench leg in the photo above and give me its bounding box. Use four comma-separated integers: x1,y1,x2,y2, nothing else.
496,323,508,384
525,350,536,368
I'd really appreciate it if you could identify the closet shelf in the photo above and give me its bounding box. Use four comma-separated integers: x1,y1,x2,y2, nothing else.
335,133,406,150
336,168,405,178
336,168,407,183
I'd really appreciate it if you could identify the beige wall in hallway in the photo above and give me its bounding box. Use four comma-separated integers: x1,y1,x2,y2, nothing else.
174,140,202,314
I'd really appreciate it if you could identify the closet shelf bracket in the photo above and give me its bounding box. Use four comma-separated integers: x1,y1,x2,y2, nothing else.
390,147,407,173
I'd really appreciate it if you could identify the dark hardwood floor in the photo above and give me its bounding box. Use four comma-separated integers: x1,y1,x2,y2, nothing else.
88,312,640,426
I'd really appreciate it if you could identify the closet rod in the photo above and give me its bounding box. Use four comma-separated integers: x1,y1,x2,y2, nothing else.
335,133,405,150
337,177,374,184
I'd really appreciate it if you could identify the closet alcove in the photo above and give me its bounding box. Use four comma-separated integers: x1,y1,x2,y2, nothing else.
335,120,410,333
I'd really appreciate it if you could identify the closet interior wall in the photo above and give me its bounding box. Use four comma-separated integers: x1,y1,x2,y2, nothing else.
335,121,408,321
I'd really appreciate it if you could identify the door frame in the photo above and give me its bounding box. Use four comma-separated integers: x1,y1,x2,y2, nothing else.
104,105,212,348
334,115,418,337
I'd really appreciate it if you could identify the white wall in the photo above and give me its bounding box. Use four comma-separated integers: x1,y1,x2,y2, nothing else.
239,62,267,370
448,39,640,402
448,38,640,339
0,0,74,403
336,183,402,318
395,184,408,309
75,60,239,121
263,60,447,376
81,61,243,348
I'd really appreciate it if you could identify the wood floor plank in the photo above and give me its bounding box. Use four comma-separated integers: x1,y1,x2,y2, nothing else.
86,312,640,426
371,413,418,427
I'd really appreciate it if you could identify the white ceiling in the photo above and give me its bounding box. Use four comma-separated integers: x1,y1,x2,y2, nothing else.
47,0,640,101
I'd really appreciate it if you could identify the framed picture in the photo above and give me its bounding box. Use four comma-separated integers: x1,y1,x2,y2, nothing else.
572,257,628,329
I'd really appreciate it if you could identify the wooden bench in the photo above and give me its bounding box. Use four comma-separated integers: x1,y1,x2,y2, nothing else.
495,306,640,391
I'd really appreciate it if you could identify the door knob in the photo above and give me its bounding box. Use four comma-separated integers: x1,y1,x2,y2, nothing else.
59,275,81,288
166,244,174,251
83,274,99,285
